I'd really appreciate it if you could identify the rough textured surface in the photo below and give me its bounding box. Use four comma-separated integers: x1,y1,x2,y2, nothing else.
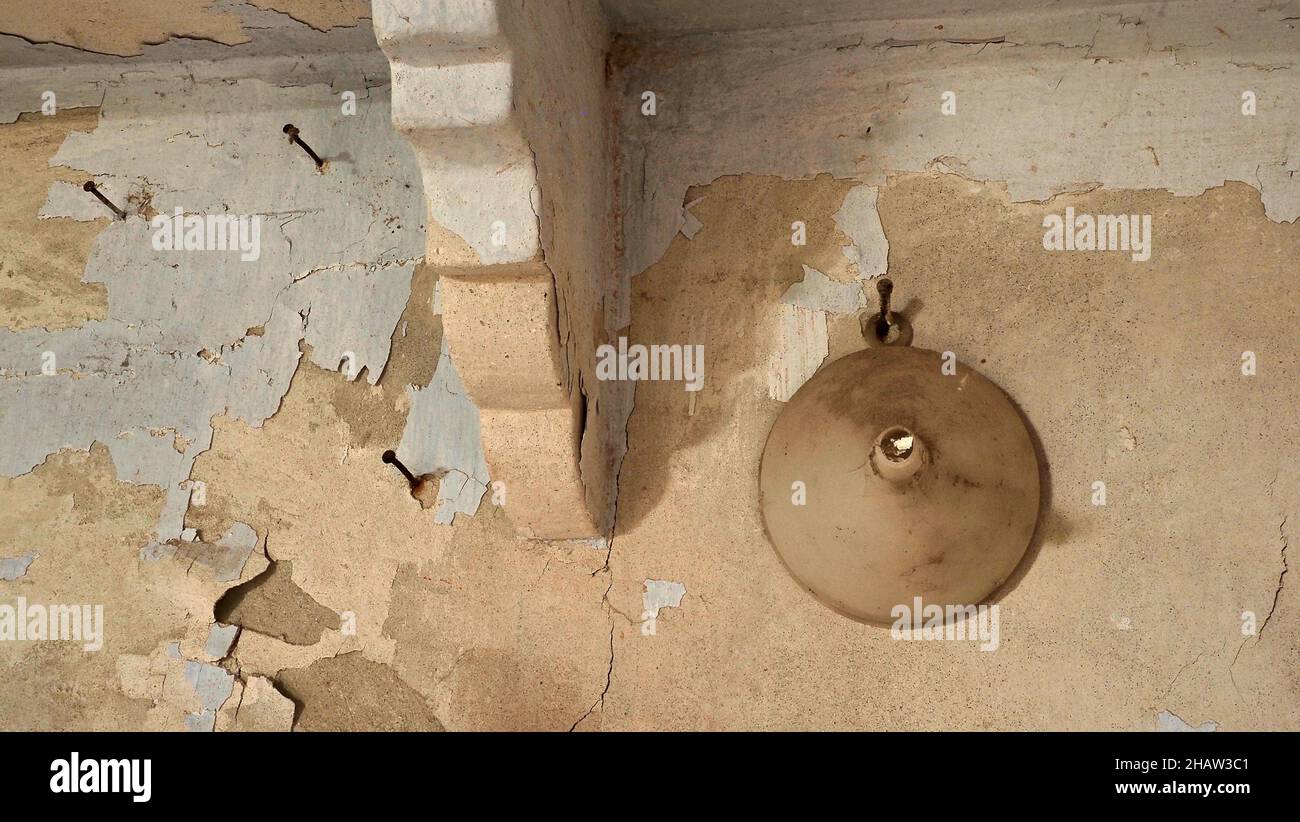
185,359,450,672
0,3,388,124
384,504,613,731
215,561,340,646
223,674,296,731
0,109,108,330
600,0,1127,35
598,172,1297,730
614,0,1300,319
0,446,268,730
0,552,39,582
3,0,1297,732
395,338,491,525
276,652,444,731
1,66,427,553
249,0,370,31
375,0,624,538
0,3,502,731
0,0,250,57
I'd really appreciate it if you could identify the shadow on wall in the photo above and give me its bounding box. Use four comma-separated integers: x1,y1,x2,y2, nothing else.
613,174,859,534
991,395,1061,604
614,172,1062,615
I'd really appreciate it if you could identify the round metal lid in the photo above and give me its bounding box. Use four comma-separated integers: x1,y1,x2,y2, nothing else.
759,345,1040,624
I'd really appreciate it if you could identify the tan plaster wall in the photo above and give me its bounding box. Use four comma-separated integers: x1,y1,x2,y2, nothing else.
0,108,108,330
0,0,251,57
599,172,1297,730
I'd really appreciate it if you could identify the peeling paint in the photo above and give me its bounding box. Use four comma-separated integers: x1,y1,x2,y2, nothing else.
202,622,240,660
642,579,686,620
1156,710,1219,732
1,109,110,331
249,0,371,32
768,265,866,401
834,185,888,279
617,2,1300,319
141,522,259,584
0,3,387,124
5,0,1298,734
395,339,491,524
782,265,865,315
0,551,38,581
1,74,425,549
182,659,235,732
0,0,250,58
680,196,705,238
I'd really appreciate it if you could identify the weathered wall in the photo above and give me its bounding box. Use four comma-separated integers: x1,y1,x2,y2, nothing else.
374,0,625,538
614,0,1300,319
0,0,1295,731
0,1,526,730
594,0,1296,730
600,172,1296,729
601,0,1135,36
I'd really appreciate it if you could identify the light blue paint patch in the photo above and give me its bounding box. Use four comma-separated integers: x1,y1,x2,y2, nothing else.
1156,710,1218,732
203,623,240,659
184,710,217,733
396,338,490,524
781,265,864,315
183,660,235,712
181,659,234,733
0,552,38,581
